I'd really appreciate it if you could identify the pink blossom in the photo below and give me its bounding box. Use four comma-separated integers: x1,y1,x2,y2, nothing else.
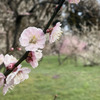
49,22,63,43
60,36,87,55
0,54,4,65
4,54,17,67
3,66,31,95
19,27,46,51
68,0,80,4
26,52,38,68
26,50,42,68
7,66,31,85
0,73,5,88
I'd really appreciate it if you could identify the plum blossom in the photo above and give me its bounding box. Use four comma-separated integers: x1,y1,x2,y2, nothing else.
2,54,31,95
0,73,5,88
4,54,17,67
19,27,46,51
68,0,80,4
26,50,42,68
0,54,4,65
3,65,31,95
26,52,38,68
49,22,63,43
6,66,31,85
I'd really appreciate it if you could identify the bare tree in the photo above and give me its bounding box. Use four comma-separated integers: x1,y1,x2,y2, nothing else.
0,0,62,54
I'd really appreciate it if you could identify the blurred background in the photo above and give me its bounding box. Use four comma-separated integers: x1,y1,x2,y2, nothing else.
0,0,100,100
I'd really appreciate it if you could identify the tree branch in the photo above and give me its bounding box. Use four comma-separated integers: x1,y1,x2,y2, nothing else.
4,0,65,76
29,1,58,13
44,0,65,33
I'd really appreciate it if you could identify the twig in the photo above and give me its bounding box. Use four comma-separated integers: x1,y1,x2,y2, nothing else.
54,95,58,100
44,0,65,33
4,51,29,76
29,1,58,13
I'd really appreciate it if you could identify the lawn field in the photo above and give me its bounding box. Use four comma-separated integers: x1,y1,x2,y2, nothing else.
0,56,100,100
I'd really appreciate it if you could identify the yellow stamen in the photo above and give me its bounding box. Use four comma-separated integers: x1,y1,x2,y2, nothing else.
30,36,37,44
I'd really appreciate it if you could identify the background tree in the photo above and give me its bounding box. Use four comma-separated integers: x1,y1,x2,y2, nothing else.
0,0,64,54
67,0,100,33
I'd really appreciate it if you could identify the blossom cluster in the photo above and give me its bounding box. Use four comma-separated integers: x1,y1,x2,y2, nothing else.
0,54,31,95
0,22,63,95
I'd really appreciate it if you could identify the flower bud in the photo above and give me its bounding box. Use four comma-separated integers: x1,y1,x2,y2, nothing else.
17,47,22,51
7,63,15,70
10,47,14,51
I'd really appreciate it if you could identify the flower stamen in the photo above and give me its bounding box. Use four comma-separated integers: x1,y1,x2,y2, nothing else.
30,36,37,44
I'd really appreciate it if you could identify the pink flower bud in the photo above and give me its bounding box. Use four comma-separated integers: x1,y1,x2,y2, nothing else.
7,63,15,70
17,47,22,51
10,47,14,51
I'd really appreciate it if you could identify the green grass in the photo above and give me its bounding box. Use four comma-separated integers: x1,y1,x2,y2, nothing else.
0,56,100,100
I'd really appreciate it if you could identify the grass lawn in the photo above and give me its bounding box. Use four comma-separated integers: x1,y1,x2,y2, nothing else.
0,56,100,100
